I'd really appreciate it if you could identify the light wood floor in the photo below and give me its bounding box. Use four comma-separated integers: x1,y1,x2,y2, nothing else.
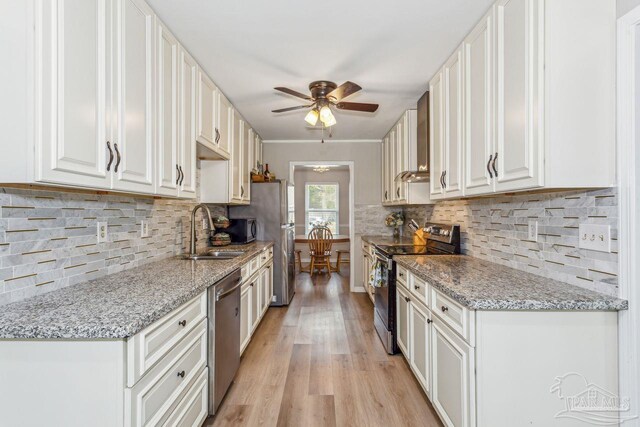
204,269,443,427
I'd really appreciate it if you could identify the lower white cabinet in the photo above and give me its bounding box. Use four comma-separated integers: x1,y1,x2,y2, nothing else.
396,267,619,427
240,249,274,355
431,316,474,427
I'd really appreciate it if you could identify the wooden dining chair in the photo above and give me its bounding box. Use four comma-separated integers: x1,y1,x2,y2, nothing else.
308,226,333,279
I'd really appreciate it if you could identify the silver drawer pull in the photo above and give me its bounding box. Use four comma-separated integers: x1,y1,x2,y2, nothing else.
178,320,187,327
441,305,448,312
177,370,185,378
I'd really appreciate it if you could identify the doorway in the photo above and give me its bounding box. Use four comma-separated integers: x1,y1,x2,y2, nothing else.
288,161,356,292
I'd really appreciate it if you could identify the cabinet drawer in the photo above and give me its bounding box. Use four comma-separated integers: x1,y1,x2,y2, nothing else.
249,256,260,276
431,288,474,345
163,367,208,427
127,293,206,386
258,249,271,267
126,320,208,427
409,274,429,307
396,265,408,286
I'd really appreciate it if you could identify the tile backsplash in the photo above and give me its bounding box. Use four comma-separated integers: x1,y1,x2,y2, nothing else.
0,186,225,305
404,188,618,297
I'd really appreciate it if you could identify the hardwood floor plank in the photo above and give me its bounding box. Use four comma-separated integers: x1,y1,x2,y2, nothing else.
206,272,442,427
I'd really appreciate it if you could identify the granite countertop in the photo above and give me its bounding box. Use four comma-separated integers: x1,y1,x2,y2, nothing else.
0,242,274,340
394,255,628,311
361,235,417,246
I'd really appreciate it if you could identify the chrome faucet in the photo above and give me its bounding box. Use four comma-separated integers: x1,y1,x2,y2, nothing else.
189,204,213,256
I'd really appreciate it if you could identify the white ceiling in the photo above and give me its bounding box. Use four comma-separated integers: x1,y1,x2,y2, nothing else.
148,0,494,141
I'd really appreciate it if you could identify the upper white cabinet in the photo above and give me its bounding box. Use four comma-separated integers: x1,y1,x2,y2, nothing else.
381,110,432,206
4,0,261,201
230,112,244,203
35,0,112,189
430,0,616,199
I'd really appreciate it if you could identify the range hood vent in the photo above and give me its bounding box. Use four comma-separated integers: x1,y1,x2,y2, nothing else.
399,90,429,183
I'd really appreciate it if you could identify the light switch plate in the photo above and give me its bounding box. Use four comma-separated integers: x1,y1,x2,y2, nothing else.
528,220,538,242
97,222,108,243
578,224,611,253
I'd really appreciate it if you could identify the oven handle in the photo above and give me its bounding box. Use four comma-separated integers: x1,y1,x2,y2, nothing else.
374,251,393,270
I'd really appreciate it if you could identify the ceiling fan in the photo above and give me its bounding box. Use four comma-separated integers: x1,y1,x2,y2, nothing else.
271,81,379,127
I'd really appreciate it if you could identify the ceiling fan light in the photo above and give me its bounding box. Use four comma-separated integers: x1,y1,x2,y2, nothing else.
304,109,319,126
319,106,336,126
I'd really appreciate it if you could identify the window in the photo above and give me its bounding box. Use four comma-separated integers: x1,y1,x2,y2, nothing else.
305,183,339,234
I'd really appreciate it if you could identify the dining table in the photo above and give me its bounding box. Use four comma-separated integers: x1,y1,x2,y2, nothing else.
294,234,350,244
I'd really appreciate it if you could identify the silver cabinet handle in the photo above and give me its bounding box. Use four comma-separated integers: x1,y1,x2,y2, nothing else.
179,166,184,186
487,154,494,178
442,170,447,189
176,165,180,185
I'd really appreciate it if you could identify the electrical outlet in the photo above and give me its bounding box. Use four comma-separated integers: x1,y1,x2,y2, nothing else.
202,218,208,230
141,220,150,238
271,295,277,302
97,222,108,243
528,220,538,242
579,224,611,253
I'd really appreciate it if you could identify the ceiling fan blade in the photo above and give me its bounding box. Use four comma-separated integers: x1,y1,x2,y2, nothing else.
336,101,379,113
326,81,362,102
271,105,313,113
274,87,313,101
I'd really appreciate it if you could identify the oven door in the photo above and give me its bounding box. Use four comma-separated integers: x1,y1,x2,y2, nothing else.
373,251,397,354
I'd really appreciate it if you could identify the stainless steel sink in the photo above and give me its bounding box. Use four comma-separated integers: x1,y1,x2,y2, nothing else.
183,250,245,261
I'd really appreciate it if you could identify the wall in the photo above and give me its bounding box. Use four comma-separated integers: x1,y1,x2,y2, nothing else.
293,168,350,235
619,0,640,16
0,167,225,306
404,187,618,297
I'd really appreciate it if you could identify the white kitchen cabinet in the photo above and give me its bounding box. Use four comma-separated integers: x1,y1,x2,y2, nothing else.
396,284,410,356
254,133,263,170
178,47,198,198
155,21,179,197
250,275,260,333
409,301,432,398
243,125,254,203
231,112,244,203
429,73,445,198
196,71,218,151
35,0,113,190
217,92,233,158
431,47,464,200
442,48,464,198
431,316,475,427
112,0,155,194
430,0,615,199
260,262,273,316
381,110,432,206
240,282,251,354
463,9,494,197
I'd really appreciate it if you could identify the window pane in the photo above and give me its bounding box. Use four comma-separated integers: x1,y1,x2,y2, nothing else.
307,184,337,210
306,211,338,234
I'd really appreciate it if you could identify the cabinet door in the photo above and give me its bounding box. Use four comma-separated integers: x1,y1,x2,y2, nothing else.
112,0,155,193
261,265,272,314
155,21,179,197
431,318,475,427
395,120,407,203
178,48,197,198
243,126,253,202
196,71,216,148
388,130,397,203
240,284,251,353
230,113,243,203
217,93,232,158
36,0,112,189
250,278,260,332
464,10,495,196
494,0,543,192
254,134,262,169
409,302,431,396
443,48,464,198
396,285,410,357
381,137,389,203
429,71,445,198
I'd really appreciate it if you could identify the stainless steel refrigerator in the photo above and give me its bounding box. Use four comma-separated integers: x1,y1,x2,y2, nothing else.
229,180,295,306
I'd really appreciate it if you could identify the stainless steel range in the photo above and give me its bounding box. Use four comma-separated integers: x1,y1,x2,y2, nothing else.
373,223,460,354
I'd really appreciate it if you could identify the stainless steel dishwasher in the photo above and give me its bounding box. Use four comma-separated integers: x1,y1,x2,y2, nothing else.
207,269,242,414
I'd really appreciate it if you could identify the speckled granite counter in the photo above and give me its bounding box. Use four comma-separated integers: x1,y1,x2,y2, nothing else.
361,235,416,246
0,242,274,339
394,255,627,311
